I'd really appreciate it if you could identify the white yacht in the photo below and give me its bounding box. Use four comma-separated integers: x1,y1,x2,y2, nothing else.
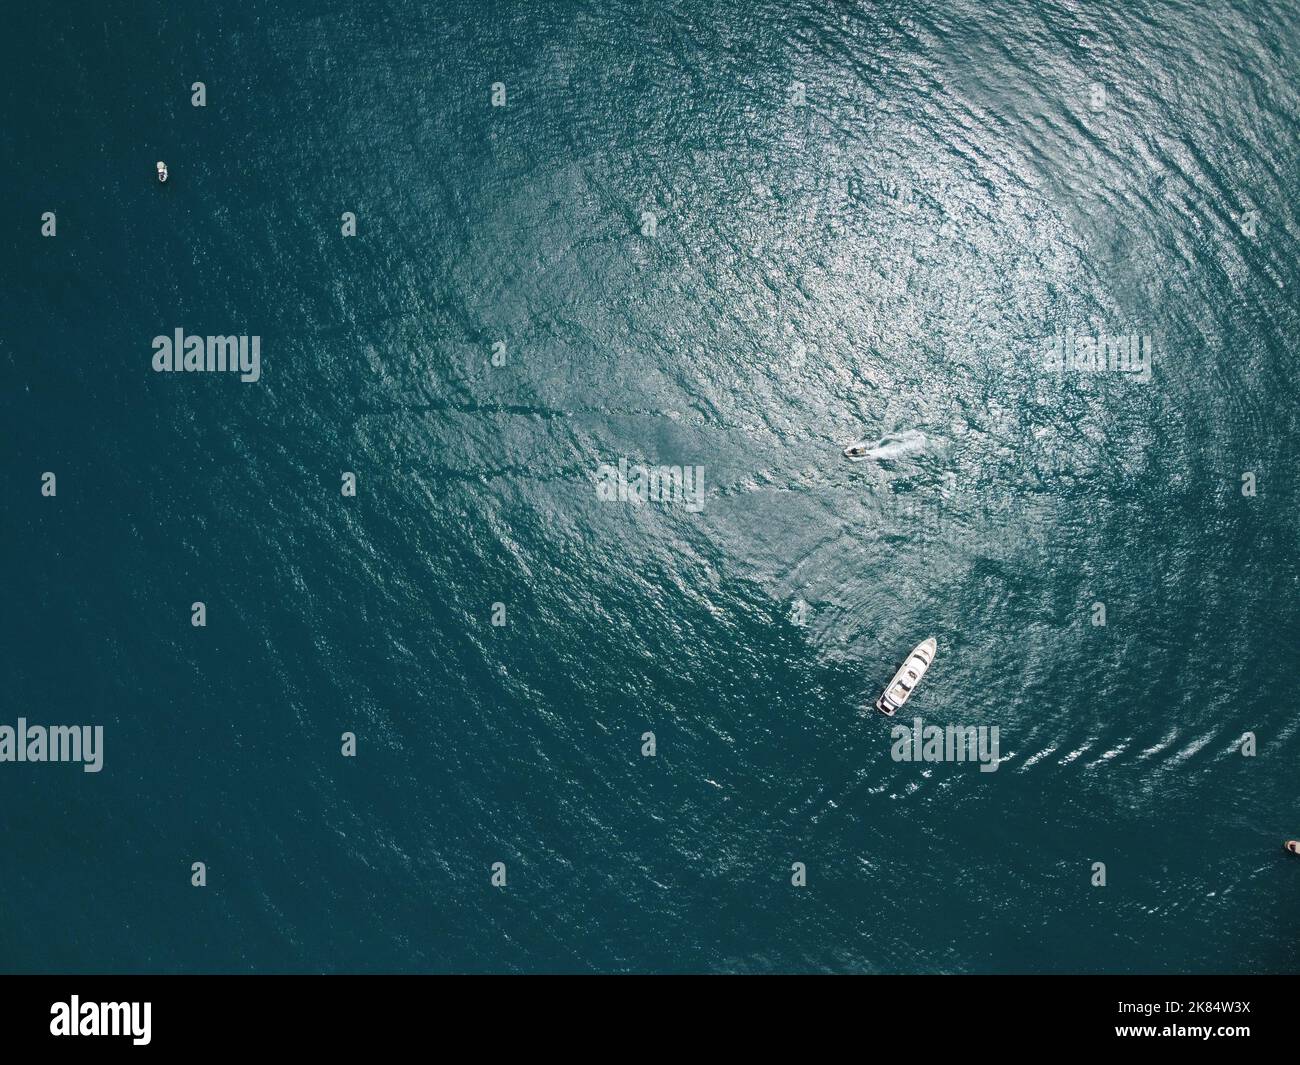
875,637,936,716
156,161,168,183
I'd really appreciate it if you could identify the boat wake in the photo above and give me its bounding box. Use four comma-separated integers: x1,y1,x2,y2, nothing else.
844,428,930,462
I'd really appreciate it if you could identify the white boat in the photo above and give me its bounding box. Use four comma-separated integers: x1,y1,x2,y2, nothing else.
875,637,936,716
156,161,168,183
844,430,929,463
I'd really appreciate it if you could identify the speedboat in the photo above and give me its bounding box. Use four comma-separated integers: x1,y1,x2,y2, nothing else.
156,161,168,183
875,637,936,716
844,429,929,463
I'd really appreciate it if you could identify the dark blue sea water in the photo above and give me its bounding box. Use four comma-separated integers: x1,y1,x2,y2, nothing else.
3,0,1299,973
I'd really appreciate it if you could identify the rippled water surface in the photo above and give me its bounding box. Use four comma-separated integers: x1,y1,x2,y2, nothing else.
2,0,1299,972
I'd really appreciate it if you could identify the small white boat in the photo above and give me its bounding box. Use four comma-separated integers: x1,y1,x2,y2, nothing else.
875,637,936,716
156,161,168,183
844,429,929,463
